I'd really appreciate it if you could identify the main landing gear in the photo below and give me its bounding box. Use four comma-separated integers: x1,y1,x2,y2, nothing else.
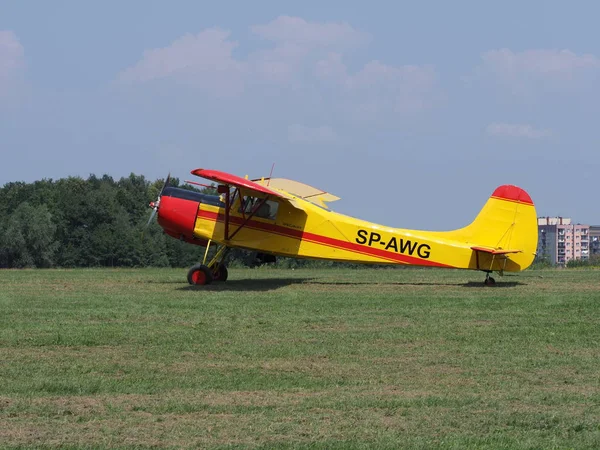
187,242,230,286
484,272,496,286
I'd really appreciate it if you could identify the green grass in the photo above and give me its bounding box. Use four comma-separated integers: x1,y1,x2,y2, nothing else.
1,267,599,449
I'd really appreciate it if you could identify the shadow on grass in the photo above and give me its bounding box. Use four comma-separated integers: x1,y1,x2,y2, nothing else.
461,281,526,288
176,278,312,292
176,278,526,291
307,281,527,288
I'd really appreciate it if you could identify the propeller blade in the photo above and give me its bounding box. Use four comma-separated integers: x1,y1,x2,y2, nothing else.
142,172,170,241
146,207,157,227
160,172,171,196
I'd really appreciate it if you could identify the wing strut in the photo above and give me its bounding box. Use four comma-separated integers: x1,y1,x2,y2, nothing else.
218,184,270,241
228,196,269,241
224,186,230,240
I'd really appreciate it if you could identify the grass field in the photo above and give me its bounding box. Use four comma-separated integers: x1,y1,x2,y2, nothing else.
1,267,599,449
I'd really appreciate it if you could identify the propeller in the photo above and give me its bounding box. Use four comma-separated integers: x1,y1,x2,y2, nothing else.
143,172,170,238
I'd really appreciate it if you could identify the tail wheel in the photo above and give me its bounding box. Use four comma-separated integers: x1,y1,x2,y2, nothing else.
187,264,213,285
213,264,228,282
484,276,496,286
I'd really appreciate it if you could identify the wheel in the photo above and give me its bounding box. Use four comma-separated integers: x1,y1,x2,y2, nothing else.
187,264,213,285
213,264,228,282
484,276,496,286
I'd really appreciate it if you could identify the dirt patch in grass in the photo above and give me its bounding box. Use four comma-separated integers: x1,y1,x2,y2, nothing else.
2,346,142,363
305,320,413,333
260,357,344,376
1,389,420,447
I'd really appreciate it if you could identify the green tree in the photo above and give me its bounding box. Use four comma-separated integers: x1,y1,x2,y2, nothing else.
0,202,58,268
0,173,222,268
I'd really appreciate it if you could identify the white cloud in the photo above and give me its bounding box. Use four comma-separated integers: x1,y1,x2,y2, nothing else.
348,61,437,111
482,48,600,77
117,28,245,95
288,124,339,144
251,16,369,49
315,54,438,118
314,52,347,79
248,17,367,85
486,123,552,139
0,30,24,84
117,17,438,119
474,48,600,94
118,16,370,91
250,42,310,83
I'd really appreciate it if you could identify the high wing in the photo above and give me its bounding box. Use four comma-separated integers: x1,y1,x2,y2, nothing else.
254,177,340,209
191,168,309,242
190,168,303,209
191,169,285,198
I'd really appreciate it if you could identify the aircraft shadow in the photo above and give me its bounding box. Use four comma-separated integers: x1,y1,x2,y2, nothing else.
174,279,525,291
306,281,526,288
461,281,526,288
176,278,312,292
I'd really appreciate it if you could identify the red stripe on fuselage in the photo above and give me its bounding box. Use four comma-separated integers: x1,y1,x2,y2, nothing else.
196,209,452,268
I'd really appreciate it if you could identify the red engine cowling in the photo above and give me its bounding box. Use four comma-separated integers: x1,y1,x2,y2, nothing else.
157,194,199,238
153,187,222,247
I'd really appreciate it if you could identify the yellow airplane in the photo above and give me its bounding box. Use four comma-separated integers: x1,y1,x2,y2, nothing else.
148,168,538,286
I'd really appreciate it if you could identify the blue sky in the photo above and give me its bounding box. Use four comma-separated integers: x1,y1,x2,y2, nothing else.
2,1,599,229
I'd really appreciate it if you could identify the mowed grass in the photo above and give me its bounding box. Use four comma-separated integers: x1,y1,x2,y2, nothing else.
1,267,599,449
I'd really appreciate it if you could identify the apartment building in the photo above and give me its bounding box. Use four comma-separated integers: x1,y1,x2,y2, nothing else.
537,217,590,265
591,225,600,257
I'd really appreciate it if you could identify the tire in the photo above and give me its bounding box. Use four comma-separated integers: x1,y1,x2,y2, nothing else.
484,276,496,286
213,264,228,282
187,264,213,285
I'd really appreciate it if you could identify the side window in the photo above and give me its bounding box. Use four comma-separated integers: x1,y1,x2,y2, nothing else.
239,196,279,220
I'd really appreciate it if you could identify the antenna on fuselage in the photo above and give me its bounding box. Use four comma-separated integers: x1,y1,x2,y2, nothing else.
267,163,275,186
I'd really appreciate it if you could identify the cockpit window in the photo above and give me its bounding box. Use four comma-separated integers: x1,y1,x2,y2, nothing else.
240,196,279,220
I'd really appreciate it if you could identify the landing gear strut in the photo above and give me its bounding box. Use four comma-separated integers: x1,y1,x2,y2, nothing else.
484,272,496,286
188,241,230,285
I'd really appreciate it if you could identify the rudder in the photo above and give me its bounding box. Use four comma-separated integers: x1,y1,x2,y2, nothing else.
450,185,538,271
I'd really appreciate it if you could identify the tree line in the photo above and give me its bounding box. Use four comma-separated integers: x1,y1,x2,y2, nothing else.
0,174,216,269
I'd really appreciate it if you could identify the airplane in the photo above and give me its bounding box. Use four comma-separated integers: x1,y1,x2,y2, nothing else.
147,168,538,286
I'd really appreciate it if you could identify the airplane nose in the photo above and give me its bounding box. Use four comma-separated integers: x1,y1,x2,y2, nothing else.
157,195,199,237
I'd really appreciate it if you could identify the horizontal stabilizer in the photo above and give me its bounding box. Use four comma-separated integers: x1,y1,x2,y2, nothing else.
471,246,522,255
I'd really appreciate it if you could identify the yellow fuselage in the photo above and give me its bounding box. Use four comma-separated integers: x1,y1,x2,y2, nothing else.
192,187,538,273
